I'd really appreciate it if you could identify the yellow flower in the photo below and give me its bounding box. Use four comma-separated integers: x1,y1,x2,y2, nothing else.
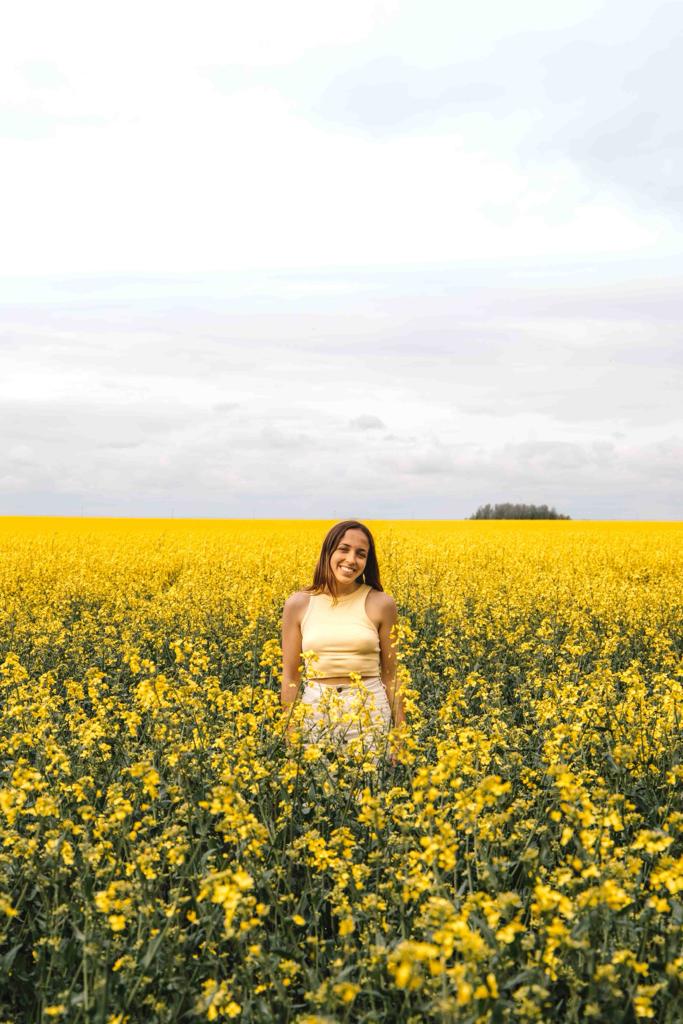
2,517,681,1022
333,981,360,1004
496,921,524,944
394,962,412,989
112,956,135,972
338,916,354,937
0,895,17,918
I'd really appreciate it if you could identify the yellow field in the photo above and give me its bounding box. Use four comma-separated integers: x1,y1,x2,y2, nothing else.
0,518,681,1023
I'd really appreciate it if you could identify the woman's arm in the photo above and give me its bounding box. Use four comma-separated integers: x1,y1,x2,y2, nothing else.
281,593,304,717
378,595,406,730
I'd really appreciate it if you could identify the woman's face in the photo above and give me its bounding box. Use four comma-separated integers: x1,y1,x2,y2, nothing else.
330,528,369,587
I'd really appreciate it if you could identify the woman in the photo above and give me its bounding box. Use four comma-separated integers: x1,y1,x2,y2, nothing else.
280,520,405,764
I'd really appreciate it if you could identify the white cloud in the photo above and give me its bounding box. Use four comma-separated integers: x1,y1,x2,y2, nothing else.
1,2,680,518
305,2,683,212
350,415,386,430
1,1,681,273
1,269,680,517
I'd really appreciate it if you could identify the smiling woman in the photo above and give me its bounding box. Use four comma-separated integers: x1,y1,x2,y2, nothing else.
280,519,406,764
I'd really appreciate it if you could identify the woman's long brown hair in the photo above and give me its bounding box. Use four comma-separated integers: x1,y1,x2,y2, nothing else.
304,520,384,605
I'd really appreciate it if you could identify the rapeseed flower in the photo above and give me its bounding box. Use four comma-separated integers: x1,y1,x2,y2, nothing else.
0,517,680,1022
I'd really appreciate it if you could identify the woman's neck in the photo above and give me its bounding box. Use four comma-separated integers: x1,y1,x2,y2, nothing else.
324,582,362,598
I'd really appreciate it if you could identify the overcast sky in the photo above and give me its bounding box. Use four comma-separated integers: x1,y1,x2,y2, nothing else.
1,0,681,519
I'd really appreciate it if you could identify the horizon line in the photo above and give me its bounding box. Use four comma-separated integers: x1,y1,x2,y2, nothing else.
0,514,680,524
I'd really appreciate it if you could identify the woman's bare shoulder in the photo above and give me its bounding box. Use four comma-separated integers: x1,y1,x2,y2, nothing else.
282,591,312,630
366,588,397,622
284,590,312,610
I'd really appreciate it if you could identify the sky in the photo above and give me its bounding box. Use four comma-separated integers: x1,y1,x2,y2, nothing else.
1,0,681,519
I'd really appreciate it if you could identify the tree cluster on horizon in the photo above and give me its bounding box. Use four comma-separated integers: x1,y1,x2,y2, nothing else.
469,503,571,520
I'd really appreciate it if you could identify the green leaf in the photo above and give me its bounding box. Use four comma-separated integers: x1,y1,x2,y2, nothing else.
141,930,166,969
0,943,23,973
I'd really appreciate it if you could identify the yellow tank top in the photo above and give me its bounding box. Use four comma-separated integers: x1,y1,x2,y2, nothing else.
300,583,381,679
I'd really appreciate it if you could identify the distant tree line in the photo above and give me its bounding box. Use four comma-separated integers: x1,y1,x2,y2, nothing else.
469,503,571,520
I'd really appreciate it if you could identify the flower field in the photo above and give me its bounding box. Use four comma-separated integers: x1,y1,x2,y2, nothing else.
0,517,681,1024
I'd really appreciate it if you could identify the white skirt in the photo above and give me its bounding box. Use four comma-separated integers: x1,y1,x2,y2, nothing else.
300,676,392,758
